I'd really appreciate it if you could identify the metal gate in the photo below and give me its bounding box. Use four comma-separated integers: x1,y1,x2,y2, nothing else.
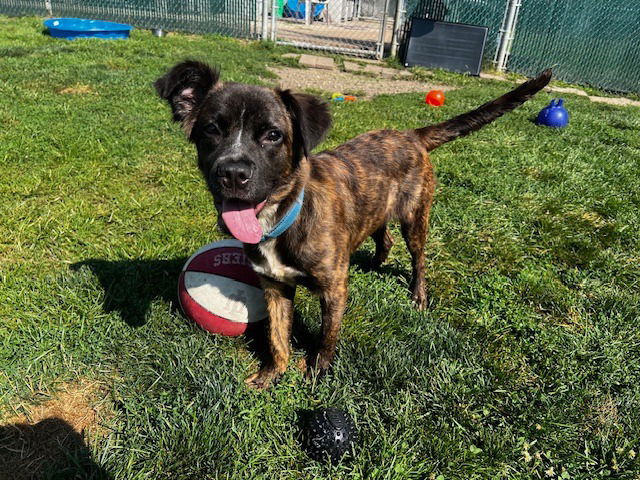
267,0,397,59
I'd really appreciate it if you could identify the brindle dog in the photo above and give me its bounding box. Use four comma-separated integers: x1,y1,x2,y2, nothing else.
155,62,552,388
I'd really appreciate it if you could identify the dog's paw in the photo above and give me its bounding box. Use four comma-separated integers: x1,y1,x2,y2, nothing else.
411,289,427,311
409,279,427,311
245,367,282,389
305,351,334,380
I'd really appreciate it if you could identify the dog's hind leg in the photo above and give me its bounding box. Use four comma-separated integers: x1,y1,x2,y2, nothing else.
371,224,394,268
400,188,433,311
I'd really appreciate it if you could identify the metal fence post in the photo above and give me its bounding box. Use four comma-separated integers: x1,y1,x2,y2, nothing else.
305,0,311,25
377,0,391,60
270,0,278,41
44,0,52,16
390,0,405,57
495,0,522,71
261,0,269,40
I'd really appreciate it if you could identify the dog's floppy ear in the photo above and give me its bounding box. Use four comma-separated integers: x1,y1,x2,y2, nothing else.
154,60,220,136
278,90,331,160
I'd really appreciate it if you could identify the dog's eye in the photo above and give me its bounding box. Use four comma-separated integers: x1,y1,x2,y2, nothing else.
266,130,282,143
203,123,221,136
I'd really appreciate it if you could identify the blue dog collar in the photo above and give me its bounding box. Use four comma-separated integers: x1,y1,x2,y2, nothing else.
261,189,305,242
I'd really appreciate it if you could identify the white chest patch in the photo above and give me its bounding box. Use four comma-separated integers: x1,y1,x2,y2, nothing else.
252,240,305,284
250,203,305,284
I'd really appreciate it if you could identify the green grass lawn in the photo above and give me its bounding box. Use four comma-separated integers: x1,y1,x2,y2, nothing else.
1,15,640,480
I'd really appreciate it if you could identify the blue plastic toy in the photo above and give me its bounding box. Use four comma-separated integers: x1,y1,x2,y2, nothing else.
44,18,133,40
536,98,569,128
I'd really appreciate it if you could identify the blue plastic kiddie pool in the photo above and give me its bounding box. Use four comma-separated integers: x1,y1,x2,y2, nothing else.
44,18,133,39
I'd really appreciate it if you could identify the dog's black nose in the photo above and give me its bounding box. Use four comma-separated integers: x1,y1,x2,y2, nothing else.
217,161,254,192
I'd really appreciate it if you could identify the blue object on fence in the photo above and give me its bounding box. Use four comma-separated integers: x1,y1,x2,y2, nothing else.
284,0,326,20
44,18,133,40
536,98,569,128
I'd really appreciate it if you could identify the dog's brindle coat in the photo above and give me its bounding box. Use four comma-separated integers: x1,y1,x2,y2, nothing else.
156,63,552,388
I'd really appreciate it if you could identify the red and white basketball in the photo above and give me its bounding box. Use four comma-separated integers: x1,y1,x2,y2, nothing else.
178,239,267,336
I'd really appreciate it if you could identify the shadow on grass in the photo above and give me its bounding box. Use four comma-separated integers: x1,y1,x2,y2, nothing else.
0,417,110,480
243,311,318,371
350,250,412,285
73,257,318,365
72,251,408,365
72,258,187,328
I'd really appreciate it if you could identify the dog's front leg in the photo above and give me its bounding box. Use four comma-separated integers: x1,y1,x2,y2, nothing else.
245,278,295,389
308,270,348,377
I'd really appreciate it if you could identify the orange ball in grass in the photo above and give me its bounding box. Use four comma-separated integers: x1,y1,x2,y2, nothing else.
425,90,445,106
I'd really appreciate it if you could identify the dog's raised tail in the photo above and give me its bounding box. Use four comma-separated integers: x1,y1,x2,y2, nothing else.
418,69,552,151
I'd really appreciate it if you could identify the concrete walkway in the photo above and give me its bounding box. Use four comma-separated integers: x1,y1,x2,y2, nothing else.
480,72,640,107
285,54,640,107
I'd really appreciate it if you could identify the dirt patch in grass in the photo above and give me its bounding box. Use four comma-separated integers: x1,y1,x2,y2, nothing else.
58,84,95,95
587,394,622,437
268,66,454,99
0,381,111,479
5,381,107,432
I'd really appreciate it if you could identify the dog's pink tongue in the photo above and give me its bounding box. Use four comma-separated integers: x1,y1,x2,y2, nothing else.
221,199,263,244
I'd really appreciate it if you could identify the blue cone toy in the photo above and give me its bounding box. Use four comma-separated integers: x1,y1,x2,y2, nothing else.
536,98,569,128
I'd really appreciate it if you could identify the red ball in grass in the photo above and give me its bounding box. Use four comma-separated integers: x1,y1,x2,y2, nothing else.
425,89,445,106
178,239,267,336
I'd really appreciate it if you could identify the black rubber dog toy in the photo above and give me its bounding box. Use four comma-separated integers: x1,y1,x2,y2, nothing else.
304,407,357,463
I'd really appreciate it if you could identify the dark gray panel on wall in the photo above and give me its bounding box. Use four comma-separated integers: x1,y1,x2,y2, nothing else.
404,18,488,75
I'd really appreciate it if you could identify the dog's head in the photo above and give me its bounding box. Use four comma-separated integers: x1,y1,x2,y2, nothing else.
155,60,331,242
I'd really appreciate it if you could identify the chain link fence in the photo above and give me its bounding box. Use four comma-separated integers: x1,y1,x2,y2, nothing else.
1,0,639,93
400,0,640,93
271,0,395,58
0,0,257,37
0,0,47,16
507,0,639,93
